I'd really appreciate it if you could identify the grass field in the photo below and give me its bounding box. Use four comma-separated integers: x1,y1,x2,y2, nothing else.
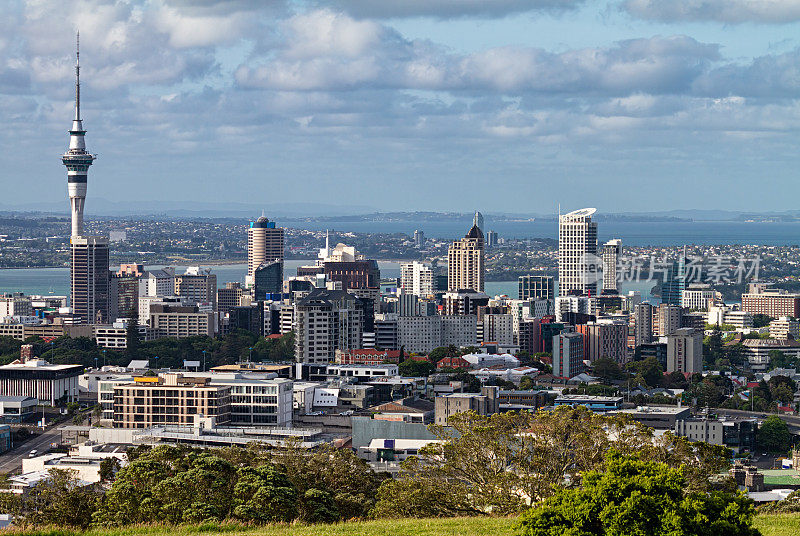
7,513,799,536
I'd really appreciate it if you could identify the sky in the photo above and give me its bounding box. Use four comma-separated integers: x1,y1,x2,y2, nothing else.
2,0,800,215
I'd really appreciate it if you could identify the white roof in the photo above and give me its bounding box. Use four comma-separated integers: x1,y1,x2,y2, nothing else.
560,207,596,220
127,360,149,370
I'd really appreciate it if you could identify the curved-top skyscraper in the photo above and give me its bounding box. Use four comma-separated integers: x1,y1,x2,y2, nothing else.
62,33,96,238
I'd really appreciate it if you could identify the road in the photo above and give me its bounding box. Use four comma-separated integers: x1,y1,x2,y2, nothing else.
712,408,800,433
0,427,62,475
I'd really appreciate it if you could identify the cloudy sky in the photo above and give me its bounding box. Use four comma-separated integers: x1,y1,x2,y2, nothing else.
2,0,800,214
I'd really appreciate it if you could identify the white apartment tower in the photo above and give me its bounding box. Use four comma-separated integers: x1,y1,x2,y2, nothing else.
400,261,436,297
558,208,598,297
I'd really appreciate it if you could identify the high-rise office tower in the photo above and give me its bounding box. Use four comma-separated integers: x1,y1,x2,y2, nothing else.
413,229,425,248
247,215,284,288
518,275,554,300
485,230,498,248
473,211,484,232
662,248,687,306
447,223,485,292
254,261,284,299
70,237,110,324
602,239,622,293
62,35,108,324
558,208,598,297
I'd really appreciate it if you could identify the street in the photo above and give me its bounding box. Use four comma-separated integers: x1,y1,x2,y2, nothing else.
0,427,63,475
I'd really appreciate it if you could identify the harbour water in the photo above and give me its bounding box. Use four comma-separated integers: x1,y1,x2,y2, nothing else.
0,261,656,303
286,219,800,246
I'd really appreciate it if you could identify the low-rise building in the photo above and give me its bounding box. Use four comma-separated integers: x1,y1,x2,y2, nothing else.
741,338,800,372
326,364,399,382
610,405,691,429
675,417,758,452
372,397,435,424
0,357,82,405
553,394,623,412
434,386,499,425
150,304,215,338
0,396,38,423
94,319,155,349
769,317,800,340
112,374,231,428
335,349,402,365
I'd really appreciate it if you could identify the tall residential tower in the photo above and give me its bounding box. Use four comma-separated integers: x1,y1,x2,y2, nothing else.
447,223,485,292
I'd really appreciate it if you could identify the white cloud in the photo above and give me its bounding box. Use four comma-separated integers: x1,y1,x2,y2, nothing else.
324,0,585,19
623,0,800,24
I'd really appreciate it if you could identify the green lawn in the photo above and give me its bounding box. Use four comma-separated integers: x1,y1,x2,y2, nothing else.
7,513,799,536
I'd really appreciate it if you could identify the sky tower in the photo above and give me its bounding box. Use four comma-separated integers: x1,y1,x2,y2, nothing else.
61,33,109,324
62,32,96,238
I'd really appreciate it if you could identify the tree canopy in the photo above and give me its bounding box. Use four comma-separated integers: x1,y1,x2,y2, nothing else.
519,450,759,536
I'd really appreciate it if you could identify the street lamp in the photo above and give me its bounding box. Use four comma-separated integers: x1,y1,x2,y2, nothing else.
249,347,253,363
152,355,159,370
202,350,207,372
102,349,106,367
94,357,98,370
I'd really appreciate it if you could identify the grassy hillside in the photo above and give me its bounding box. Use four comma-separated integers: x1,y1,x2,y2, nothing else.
7,513,799,536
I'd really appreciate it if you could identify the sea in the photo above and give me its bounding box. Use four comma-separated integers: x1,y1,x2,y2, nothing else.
5,219,794,302
0,260,657,303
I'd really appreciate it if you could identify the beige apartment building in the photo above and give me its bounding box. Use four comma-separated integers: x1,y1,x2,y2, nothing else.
447,224,484,292
112,374,231,428
150,305,215,338
174,267,217,308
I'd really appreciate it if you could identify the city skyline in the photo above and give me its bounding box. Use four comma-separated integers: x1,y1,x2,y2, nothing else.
2,1,800,213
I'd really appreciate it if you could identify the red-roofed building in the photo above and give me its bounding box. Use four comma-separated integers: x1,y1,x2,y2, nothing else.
266,334,284,340
437,356,470,369
747,382,760,389
336,349,402,365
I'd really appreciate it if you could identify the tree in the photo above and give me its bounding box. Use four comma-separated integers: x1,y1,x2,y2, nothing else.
99,458,121,482
757,416,793,453
519,451,759,536
627,356,663,388
768,349,798,370
232,465,297,523
262,440,386,520
519,376,535,390
0,469,101,529
591,357,625,382
124,309,140,359
752,314,773,328
398,359,434,377
372,408,660,518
